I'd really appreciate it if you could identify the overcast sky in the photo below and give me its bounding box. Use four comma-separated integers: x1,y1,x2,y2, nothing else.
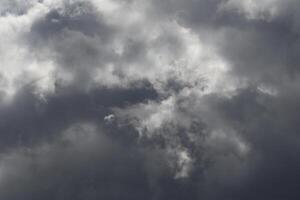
1,0,300,199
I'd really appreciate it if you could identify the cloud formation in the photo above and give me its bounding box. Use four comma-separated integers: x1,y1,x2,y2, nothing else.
1,0,300,199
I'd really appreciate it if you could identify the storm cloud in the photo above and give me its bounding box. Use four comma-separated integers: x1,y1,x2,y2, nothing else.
1,0,300,199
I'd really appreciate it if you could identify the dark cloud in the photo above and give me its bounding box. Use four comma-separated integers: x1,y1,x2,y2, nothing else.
2,0,300,200
31,2,113,39
0,122,199,200
185,85,300,200
25,1,118,89
0,80,158,151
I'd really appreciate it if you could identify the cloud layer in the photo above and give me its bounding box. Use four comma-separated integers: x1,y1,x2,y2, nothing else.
1,0,300,199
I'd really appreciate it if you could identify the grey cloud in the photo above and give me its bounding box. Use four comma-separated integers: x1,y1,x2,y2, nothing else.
31,2,113,39
0,0,40,16
147,0,300,85
24,0,191,90
197,86,300,200
2,0,300,199
0,123,198,200
26,1,118,88
0,80,158,152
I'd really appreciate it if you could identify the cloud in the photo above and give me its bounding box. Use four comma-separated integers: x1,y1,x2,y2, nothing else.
1,0,300,199
0,122,198,200
0,80,158,152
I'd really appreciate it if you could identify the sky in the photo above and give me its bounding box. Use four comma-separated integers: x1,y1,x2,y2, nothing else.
1,0,300,199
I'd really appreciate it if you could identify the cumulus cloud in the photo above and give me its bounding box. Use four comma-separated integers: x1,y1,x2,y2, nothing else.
1,0,300,199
